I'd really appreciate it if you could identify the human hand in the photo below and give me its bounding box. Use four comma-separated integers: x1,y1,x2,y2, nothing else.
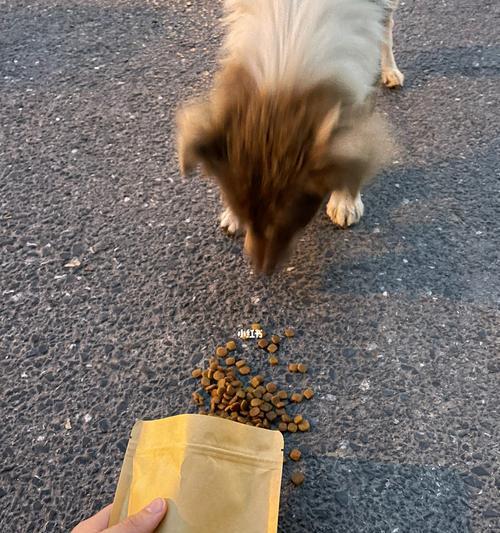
72,498,167,533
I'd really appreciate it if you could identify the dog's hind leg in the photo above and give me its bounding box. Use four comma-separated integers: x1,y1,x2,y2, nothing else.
381,11,405,88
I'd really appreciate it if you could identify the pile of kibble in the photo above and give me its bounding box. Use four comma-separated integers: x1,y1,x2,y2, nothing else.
191,324,311,487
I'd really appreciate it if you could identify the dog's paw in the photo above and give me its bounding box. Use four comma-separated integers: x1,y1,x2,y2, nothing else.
382,67,405,88
327,191,364,228
220,207,242,235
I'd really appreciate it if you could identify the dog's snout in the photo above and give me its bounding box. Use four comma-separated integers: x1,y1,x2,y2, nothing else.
244,229,290,275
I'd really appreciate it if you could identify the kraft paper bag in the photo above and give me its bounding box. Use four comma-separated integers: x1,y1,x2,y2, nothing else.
109,414,284,533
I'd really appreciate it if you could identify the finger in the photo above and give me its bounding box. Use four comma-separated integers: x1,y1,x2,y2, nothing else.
105,498,167,533
72,504,113,533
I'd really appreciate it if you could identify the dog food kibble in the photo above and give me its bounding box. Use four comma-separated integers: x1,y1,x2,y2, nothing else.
289,449,302,461
291,471,305,486
190,325,317,479
266,411,278,422
303,388,314,400
266,382,277,393
268,356,279,366
249,407,261,418
250,375,263,388
298,420,310,432
216,346,228,358
291,393,303,403
225,340,237,351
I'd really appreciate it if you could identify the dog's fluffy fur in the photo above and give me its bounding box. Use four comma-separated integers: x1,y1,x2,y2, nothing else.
178,0,401,273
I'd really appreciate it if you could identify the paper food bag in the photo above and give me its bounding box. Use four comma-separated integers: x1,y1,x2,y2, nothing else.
109,414,284,533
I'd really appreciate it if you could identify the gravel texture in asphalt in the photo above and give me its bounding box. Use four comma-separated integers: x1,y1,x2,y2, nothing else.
0,0,499,532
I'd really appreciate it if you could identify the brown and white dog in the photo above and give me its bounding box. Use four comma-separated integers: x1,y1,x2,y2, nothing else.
177,0,403,273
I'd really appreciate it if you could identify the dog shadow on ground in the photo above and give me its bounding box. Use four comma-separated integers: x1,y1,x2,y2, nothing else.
396,45,500,90
307,144,499,306
277,456,472,533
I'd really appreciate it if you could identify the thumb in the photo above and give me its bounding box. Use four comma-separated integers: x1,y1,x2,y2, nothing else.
106,498,167,533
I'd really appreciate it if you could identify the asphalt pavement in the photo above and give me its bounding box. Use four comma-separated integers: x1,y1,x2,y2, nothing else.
0,0,499,532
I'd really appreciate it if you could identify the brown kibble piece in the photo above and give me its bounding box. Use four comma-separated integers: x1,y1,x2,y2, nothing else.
284,327,295,338
288,423,298,433
291,393,303,403
239,366,251,375
235,360,246,368
268,356,279,366
251,323,261,331
201,377,211,387
289,449,302,461
250,375,263,388
249,407,261,417
226,340,237,351
266,383,277,393
260,402,272,413
278,422,288,432
213,370,225,381
267,343,278,354
303,388,314,400
216,346,228,358
266,411,278,422
250,398,263,407
271,335,280,344
225,357,236,366
294,415,303,424
191,368,202,379
257,339,269,349
291,471,305,486
297,363,308,373
288,363,298,372
298,420,311,432
191,392,203,405
278,390,288,400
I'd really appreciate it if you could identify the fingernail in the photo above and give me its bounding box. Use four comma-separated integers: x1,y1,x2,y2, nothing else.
145,498,165,514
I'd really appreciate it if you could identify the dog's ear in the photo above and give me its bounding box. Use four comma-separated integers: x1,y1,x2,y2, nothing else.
176,101,227,176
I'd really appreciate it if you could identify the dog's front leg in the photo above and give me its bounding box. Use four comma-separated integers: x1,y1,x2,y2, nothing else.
326,188,365,228
220,206,243,235
381,13,405,88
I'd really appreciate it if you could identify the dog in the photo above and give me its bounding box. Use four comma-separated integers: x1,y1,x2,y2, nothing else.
177,0,403,274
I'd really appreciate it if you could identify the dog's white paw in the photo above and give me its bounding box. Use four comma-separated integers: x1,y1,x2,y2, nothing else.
220,207,242,234
327,191,364,228
382,67,405,88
